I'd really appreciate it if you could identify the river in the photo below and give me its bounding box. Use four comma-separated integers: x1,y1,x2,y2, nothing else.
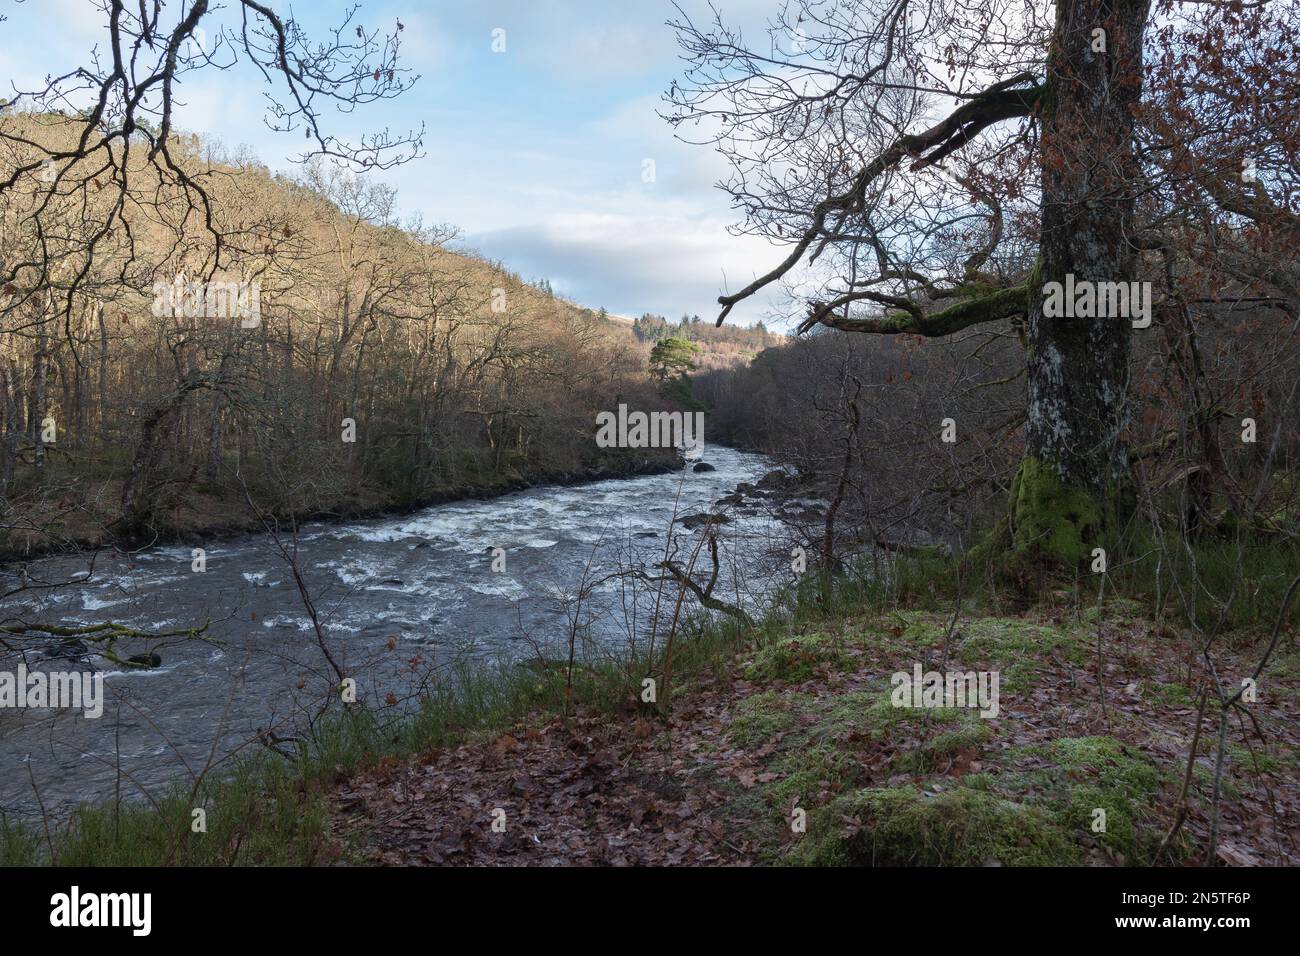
0,446,786,818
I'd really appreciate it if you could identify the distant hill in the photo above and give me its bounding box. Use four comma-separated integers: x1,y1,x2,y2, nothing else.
0,112,678,550
628,312,786,373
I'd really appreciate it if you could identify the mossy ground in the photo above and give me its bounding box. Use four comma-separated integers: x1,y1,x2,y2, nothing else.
715,638,1182,865
698,607,1296,866
742,632,856,682
6,593,1296,866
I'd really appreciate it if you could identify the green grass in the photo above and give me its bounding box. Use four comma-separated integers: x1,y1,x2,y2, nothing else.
1111,534,1300,632
777,529,1299,635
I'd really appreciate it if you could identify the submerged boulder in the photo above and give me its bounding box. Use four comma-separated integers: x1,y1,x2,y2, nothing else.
678,512,731,530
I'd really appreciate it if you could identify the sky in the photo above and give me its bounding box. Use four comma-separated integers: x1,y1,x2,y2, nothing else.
1,0,790,326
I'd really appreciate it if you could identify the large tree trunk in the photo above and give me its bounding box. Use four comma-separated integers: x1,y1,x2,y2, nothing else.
1012,0,1151,564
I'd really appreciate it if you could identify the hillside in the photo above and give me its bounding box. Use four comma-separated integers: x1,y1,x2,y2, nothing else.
0,114,678,555
630,312,785,374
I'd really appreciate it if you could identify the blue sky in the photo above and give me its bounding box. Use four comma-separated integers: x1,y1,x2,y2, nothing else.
2,0,787,326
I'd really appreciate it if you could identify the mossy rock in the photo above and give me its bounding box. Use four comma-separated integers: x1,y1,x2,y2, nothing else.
787,785,1082,866
784,735,1178,866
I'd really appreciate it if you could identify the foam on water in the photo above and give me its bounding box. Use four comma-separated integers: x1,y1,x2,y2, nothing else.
1,445,782,816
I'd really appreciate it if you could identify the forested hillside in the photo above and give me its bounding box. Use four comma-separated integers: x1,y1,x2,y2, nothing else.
631,312,783,373
0,115,674,554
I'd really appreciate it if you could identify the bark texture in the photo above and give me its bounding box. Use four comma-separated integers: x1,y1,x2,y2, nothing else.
1014,0,1151,564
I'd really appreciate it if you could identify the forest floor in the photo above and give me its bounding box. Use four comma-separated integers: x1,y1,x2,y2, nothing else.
326,601,1300,866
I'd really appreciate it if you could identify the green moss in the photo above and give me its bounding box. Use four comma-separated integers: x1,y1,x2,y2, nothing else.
766,745,862,808
748,687,982,819
1264,651,1300,681
787,785,1082,866
1010,456,1102,566
828,691,965,731
1226,742,1297,777
1039,737,1161,787
897,615,947,647
728,690,804,747
948,616,1086,691
893,718,995,774
957,617,1077,658
1145,682,1193,708
954,277,1000,297
1191,759,1240,800
1001,736,1174,863
744,632,855,682
1080,597,1146,626
784,734,1177,866
881,282,1029,336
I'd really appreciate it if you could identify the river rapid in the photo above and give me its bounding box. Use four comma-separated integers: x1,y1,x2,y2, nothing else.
0,446,787,818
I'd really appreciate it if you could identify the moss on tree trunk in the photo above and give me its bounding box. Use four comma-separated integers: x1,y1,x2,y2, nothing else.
977,457,1134,571
1010,456,1102,565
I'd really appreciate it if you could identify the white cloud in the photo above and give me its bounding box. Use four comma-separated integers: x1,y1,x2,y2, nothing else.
462,210,784,326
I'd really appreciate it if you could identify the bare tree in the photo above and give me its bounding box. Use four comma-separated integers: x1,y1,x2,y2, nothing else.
667,0,1298,566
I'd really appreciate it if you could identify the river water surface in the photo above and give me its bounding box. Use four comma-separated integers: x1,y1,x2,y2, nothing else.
1,447,785,818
